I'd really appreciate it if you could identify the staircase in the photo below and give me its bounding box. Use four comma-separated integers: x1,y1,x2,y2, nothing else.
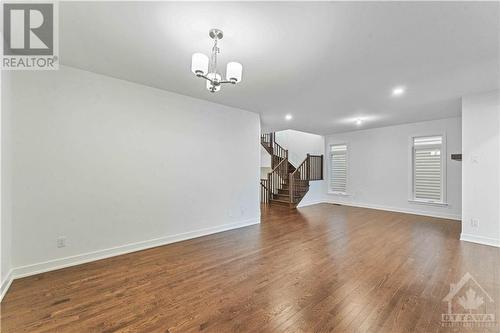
260,133,323,208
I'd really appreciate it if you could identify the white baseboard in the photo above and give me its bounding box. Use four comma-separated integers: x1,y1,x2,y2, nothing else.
2,218,259,300
322,199,461,221
297,200,326,208
460,233,500,248
0,269,14,302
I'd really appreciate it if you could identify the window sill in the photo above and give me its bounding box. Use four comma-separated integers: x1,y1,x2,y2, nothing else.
328,191,350,196
408,199,448,207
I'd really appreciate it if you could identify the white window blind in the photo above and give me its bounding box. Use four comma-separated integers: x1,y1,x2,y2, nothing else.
413,136,443,202
330,144,347,193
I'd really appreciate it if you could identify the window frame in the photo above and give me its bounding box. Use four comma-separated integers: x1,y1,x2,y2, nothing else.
409,134,447,206
328,143,349,195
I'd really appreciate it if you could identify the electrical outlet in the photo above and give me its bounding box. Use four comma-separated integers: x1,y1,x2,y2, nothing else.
57,236,66,248
471,219,479,228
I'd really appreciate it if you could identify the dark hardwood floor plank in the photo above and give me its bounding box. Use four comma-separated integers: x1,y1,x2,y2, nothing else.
1,203,499,332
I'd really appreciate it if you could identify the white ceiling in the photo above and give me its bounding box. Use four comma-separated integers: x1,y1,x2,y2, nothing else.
60,2,500,135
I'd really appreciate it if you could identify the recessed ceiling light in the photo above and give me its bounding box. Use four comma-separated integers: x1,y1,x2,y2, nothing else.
285,114,293,121
392,86,406,97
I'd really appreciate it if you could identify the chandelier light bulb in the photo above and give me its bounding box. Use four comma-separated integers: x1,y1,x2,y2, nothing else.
226,62,242,83
191,53,209,76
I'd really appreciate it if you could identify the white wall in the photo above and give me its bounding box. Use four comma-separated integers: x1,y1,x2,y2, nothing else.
2,65,260,278
260,146,271,179
1,69,13,300
324,117,462,220
261,146,271,168
274,130,326,207
461,90,500,247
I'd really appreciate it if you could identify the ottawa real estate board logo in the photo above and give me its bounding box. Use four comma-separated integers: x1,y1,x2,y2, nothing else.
442,272,497,328
2,1,58,70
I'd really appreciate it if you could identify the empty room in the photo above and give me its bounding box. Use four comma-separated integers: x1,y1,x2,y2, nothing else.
1,1,499,332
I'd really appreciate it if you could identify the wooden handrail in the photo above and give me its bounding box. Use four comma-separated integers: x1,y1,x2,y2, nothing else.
260,179,270,203
271,154,287,173
291,157,307,177
267,149,288,201
289,154,323,205
261,133,287,168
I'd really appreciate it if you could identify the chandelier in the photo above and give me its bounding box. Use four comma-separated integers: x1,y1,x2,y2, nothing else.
191,29,242,93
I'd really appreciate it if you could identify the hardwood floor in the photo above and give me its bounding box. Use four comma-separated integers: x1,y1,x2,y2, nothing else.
1,203,499,332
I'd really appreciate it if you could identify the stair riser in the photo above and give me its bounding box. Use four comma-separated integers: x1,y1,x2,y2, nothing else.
275,190,306,198
279,185,309,191
281,180,309,184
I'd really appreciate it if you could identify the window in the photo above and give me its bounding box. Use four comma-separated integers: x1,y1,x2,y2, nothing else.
330,144,347,193
412,136,445,203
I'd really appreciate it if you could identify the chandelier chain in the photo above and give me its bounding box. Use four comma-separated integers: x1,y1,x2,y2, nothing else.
209,38,219,77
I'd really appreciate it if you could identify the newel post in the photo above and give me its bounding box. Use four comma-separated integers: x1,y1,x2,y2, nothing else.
306,154,310,180
321,154,324,180
270,132,274,156
285,150,289,174
267,172,272,203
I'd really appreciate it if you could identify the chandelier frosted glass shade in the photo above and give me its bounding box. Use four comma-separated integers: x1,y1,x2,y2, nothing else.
191,53,209,76
226,62,242,83
191,29,243,93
